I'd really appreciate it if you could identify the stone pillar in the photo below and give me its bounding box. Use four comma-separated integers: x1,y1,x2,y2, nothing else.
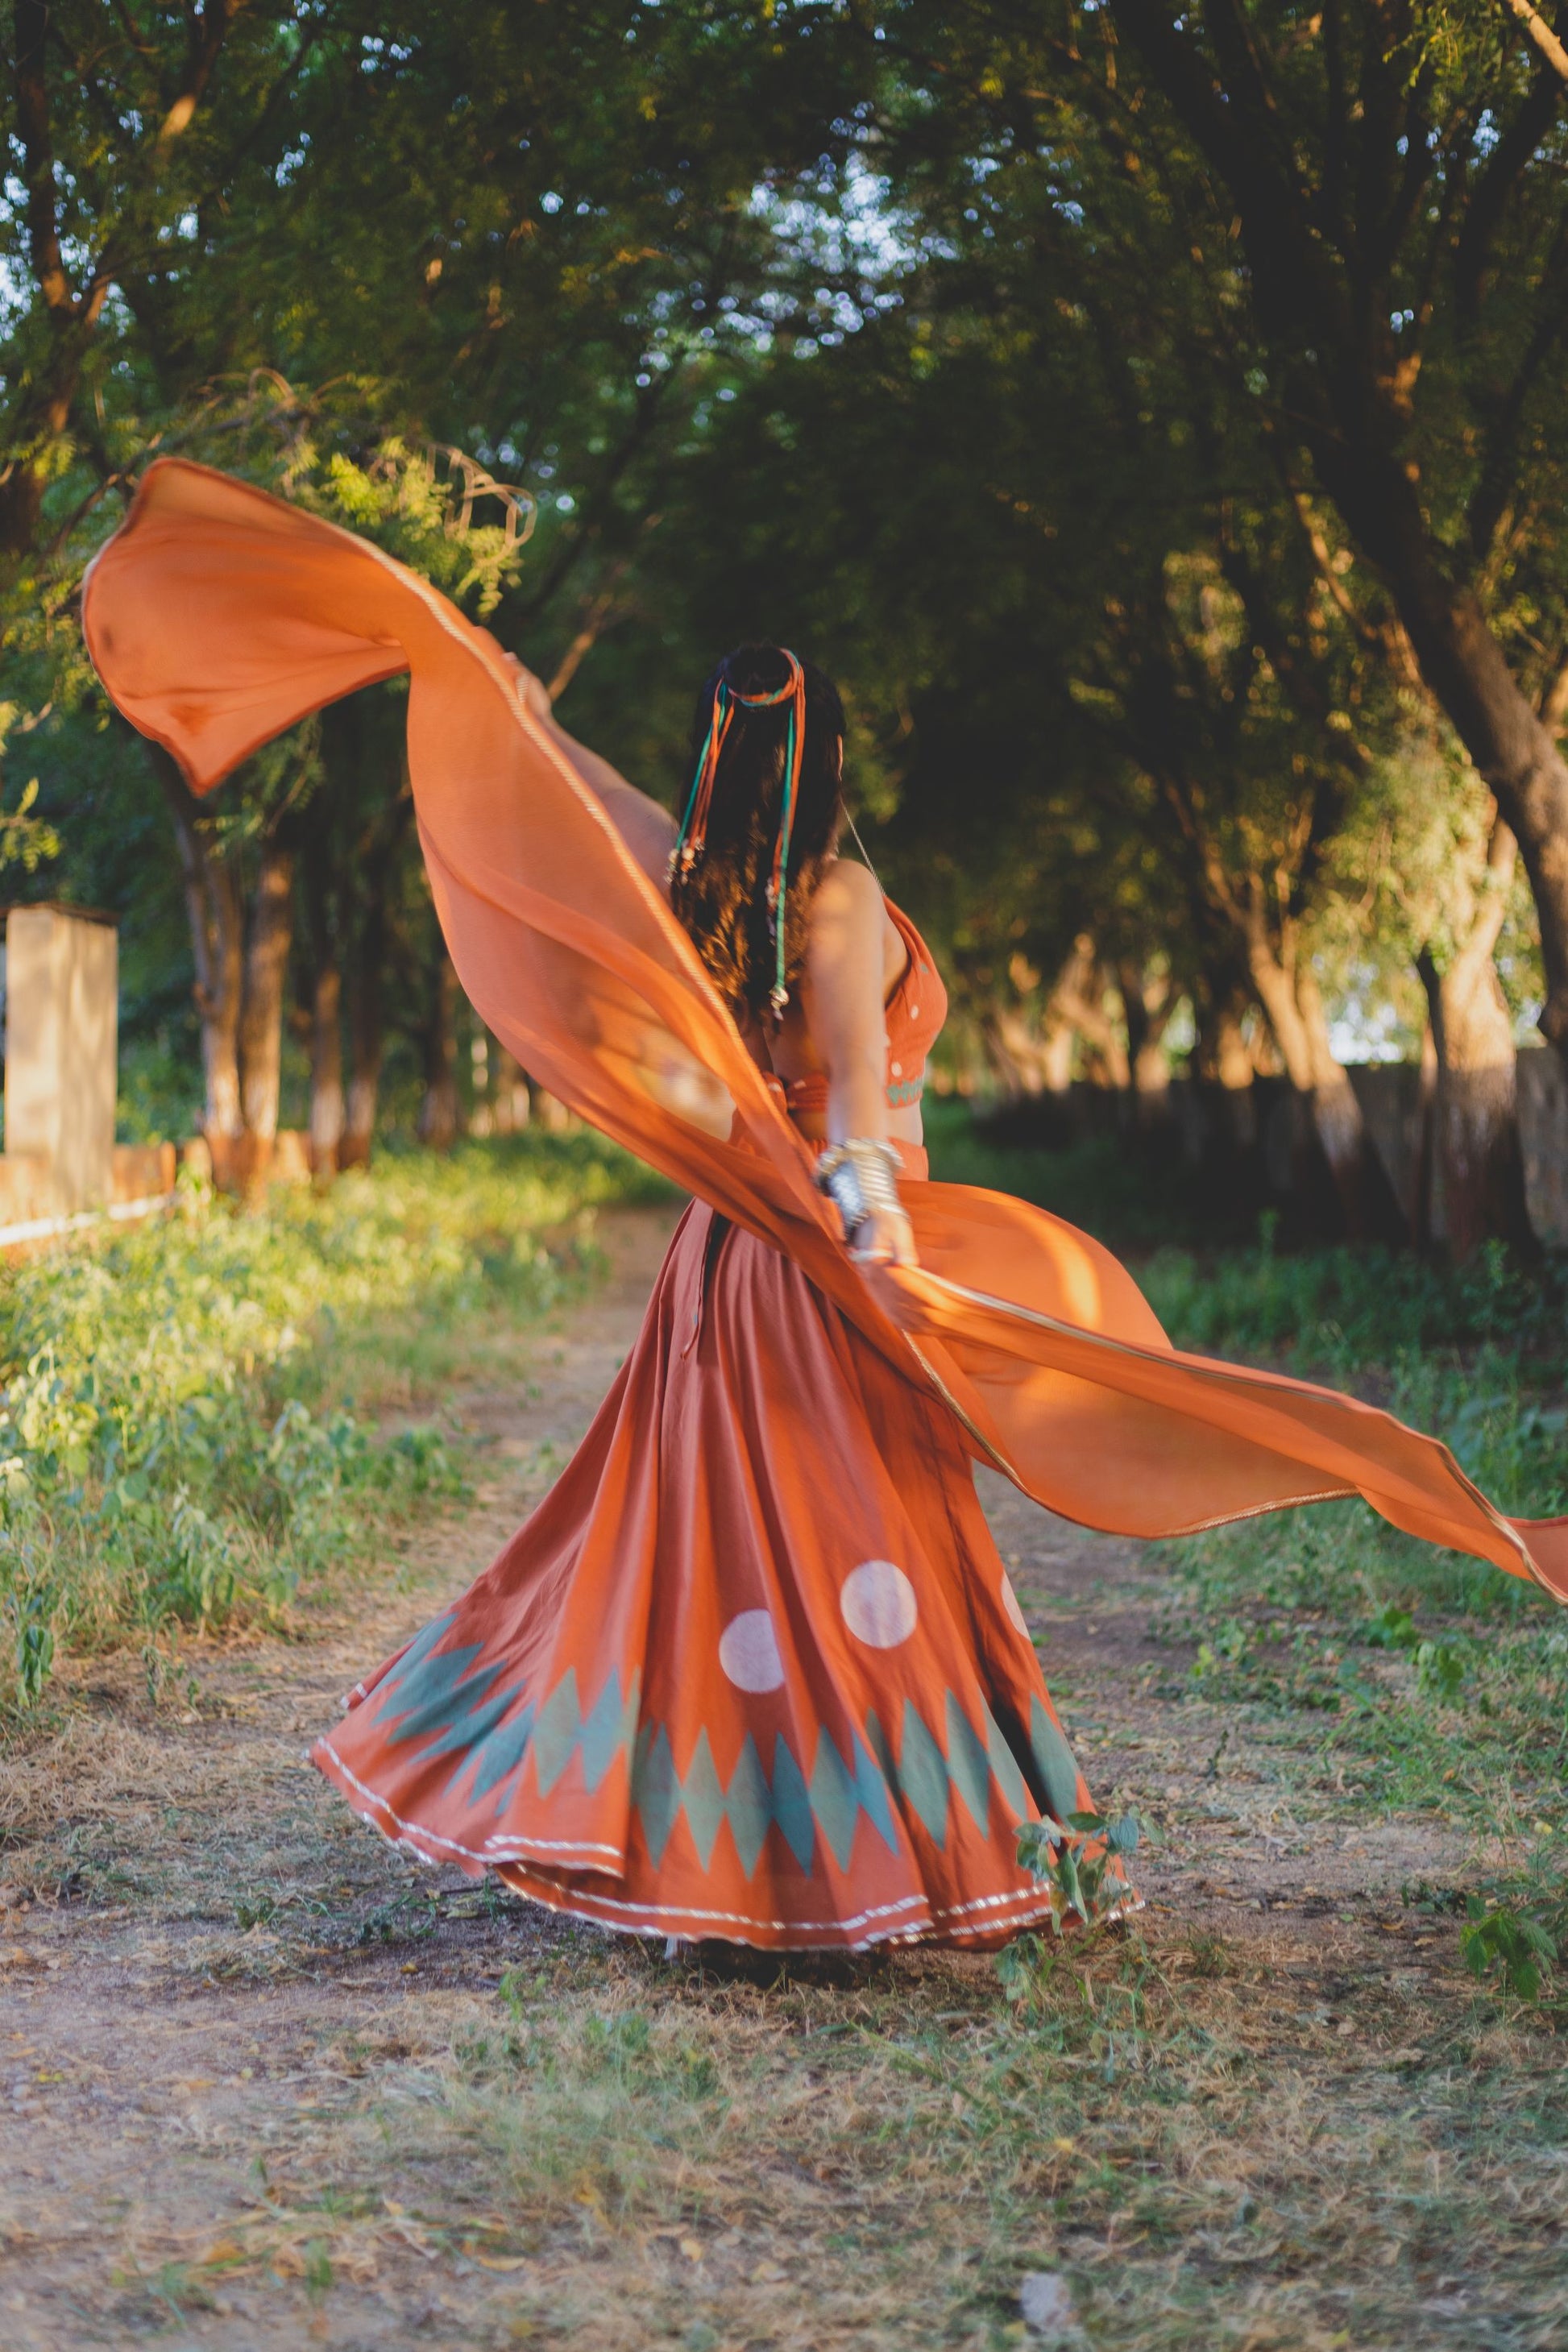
2,906,118,1213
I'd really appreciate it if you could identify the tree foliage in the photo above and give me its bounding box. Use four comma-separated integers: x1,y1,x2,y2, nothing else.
1,0,1562,1246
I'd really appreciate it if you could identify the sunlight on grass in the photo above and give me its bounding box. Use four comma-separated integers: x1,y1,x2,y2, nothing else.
281,1925,1568,2349
0,1132,671,1712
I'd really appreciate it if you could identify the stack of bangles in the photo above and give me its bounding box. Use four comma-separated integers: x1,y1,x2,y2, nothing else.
815,1138,912,1253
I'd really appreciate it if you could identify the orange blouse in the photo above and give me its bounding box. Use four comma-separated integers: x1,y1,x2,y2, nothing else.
779,898,948,1118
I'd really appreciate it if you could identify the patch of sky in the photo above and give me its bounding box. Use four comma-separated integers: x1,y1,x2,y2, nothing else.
1164,996,1197,1060
1328,960,1419,1065
751,153,924,304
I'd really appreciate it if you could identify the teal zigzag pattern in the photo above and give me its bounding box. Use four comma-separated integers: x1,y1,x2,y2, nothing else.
629,1718,901,1876
363,1616,1082,1877
630,1690,1056,1877
366,1615,639,1819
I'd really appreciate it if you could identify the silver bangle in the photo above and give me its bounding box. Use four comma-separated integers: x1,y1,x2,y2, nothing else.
815,1138,906,1242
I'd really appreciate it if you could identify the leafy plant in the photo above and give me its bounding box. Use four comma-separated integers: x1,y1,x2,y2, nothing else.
1416,1639,1468,1703
1460,1897,1558,2004
10,1578,55,1707
1365,1605,1468,1700
1015,1809,1140,1935
0,1135,664,1711
1366,1603,1418,1652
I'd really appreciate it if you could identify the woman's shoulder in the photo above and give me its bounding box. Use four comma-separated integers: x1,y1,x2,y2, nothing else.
813,855,882,911
807,856,898,961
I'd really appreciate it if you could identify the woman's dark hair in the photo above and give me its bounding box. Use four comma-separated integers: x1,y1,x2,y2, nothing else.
669,643,847,1018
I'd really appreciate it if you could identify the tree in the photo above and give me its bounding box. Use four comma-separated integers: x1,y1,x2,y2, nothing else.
997,0,1568,1063
0,1,333,560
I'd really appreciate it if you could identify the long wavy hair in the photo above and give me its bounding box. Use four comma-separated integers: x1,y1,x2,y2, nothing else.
669,643,847,1019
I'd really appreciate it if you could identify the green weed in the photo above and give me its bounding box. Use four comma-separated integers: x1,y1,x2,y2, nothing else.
1461,1896,1558,2002
0,1132,668,1711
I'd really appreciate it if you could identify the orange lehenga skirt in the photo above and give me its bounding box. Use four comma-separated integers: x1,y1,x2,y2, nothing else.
83,459,1568,1951
317,1182,1096,1948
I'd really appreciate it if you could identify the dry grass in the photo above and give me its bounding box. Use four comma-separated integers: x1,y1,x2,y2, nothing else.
3,1205,1566,2349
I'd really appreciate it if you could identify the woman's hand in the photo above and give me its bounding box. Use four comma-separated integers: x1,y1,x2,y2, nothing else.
852,1205,919,1269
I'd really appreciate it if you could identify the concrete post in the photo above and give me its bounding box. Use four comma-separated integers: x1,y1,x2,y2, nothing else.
2,906,118,1213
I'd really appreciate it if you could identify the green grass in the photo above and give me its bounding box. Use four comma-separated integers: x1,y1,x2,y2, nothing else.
0,1130,671,1713
1136,1230,1568,1822
923,1097,1220,1247
930,1105,1568,2002
1140,1237,1568,2011
251,1922,1568,2348
10,1106,1568,2346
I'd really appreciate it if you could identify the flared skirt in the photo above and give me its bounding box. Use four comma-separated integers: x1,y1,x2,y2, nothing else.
311,1201,1105,1949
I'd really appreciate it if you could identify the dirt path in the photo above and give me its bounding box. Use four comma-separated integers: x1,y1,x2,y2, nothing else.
0,1208,1519,2350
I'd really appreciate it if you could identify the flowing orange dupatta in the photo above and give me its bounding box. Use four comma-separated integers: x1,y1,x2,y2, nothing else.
82,459,1568,1607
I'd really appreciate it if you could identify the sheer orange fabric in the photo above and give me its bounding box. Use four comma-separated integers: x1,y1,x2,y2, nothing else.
81,460,1568,1606
81,458,1568,1948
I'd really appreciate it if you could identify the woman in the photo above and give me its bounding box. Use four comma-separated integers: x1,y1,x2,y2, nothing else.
317,640,1107,1950
83,459,1568,1953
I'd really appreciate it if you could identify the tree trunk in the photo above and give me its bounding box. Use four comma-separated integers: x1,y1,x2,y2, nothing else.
300,848,345,1180
492,1047,531,1134
342,954,384,1169
234,839,295,1196
1408,1020,1439,1254
1416,819,1536,1259
153,745,304,1193
531,1088,578,1134
1237,898,1408,1245
1101,0,1568,1072
308,960,344,1178
417,952,461,1151
1196,986,1259,1144
332,729,413,1172
1118,961,1176,1126
986,938,1122,1097
1350,560,1568,1072
1050,935,1130,1089
983,1006,1052,1095
151,749,244,1155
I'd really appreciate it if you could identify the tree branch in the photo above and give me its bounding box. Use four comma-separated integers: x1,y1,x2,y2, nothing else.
1500,0,1568,82
14,0,73,317
1454,54,1563,319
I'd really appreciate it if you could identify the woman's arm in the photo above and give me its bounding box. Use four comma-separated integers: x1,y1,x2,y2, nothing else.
799,860,918,1267
504,654,676,891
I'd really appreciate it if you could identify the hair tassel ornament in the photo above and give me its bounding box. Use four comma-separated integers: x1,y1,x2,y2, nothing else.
671,649,807,1018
